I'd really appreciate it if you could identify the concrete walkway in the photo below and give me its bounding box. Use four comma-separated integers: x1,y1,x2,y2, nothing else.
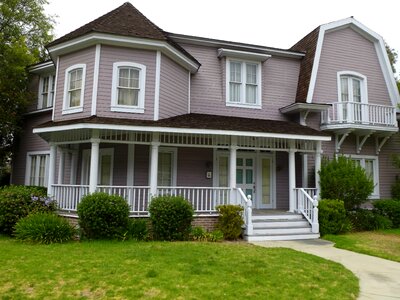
252,239,400,300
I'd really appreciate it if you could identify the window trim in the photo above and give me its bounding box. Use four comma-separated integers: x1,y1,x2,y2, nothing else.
157,147,177,187
37,74,56,109
225,58,262,109
337,71,368,104
25,151,50,187
62,64,86,115
111,61,146,113
345,154,379,199
81,148,114,186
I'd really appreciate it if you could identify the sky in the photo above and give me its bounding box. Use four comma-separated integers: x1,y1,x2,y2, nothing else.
44,0,400,75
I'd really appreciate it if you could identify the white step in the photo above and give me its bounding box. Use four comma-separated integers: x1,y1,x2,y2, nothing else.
252,214,303,221
253,220,309,228
253,227,312,235
245,233,320,242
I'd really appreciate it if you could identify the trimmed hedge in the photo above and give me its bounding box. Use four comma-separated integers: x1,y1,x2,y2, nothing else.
347,209,392,231
318,199,349,236
149,195,194,241
374,199,400,228
216,205,244,240
77,192,130,239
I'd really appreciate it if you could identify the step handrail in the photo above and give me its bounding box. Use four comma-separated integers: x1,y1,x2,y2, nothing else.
235,188,253,235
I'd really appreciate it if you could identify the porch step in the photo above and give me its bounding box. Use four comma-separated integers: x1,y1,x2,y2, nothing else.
244,213,319,242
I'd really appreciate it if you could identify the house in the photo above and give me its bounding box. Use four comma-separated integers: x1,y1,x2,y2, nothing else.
11,3,399,241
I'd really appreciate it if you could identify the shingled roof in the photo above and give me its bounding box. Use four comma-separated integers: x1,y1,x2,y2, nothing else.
291,26,320,103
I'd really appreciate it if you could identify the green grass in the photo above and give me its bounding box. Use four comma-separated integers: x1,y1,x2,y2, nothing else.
0,236,358,299
324,229,400,262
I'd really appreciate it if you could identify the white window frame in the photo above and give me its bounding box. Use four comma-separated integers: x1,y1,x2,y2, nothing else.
38,74,56,109
226,58,262,109
81,148,114,186
62,64,86,114
111,61,146,113
346,154,379,199
337,71,368,104
25,151,50,187
157,147,177,187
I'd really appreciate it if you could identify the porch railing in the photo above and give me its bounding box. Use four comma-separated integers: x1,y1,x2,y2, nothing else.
53,184,90,211
235,188,253,235
321,102,397,127
156,187,231,213
294,188,319,233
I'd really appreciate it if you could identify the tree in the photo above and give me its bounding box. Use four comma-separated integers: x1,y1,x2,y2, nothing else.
386,43,400,93
0,0,54,181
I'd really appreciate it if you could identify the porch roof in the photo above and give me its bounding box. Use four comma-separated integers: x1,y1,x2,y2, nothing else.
34,114,330,141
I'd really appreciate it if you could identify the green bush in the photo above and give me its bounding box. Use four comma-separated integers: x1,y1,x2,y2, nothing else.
374,199,400,228
318,199,350,236
190,227,224,242
216,205,244,240
149,195,194,241
0,185,53,235
126,218,148,241
319,156,374,210
77,192,130,239
14,212,75,244
347,209,392,231
391,178,400,200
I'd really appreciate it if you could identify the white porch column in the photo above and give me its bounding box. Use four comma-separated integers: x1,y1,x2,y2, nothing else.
149,132,160,197
47,143,57,197
315,141,322,195
288,141,296,212
57,148,65,184
89,135,100,194
229,136,237,204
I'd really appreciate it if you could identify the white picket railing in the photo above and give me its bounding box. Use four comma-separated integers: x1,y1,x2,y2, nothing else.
294,188,319,233
321,102,397,127
235,188,253,235
53,184,90,211
156,187,231,213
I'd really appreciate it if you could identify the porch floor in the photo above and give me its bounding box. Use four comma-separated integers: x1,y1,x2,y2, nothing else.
252,209,295,215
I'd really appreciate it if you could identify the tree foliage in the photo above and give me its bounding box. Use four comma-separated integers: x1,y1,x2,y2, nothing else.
0,0,54,172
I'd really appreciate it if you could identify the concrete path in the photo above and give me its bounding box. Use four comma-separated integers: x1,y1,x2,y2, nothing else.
252,239,400,300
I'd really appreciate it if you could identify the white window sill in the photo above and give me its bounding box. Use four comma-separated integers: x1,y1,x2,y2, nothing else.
111,106,145,114
226,102,262,109
62,106,83,115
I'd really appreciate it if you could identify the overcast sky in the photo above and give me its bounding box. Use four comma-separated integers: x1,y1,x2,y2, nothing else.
45,0,400,75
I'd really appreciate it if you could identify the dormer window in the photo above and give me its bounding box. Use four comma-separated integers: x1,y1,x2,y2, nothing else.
62,64,86,114
38,74,55,109
111,62,146,113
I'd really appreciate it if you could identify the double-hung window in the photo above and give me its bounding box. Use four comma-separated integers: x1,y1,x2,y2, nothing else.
63,64,86,114
338,72,367,122
348,155,379,198
111,62,146,113
38,74,55,109
227,59,261,108
157,148,177,186
25,152,50,187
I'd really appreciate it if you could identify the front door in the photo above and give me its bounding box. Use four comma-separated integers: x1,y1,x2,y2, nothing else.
236,157,255,200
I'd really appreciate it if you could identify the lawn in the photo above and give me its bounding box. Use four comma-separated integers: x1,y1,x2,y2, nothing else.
324,229,400,262
0,237,358,299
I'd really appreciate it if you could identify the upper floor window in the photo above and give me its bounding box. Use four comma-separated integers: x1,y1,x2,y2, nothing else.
63,64,86,114
111,62,146,113
38,74,55,109
226,59,261,108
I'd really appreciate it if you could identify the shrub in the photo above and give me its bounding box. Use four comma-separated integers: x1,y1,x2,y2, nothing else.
126,218,148,241
319,156,374,210
318,199,350,236
216,205,244,240
190,227,224,242
391,178,400,200
347,209,392,231
374,199,400,228
14,213,75,244
0,185,53,235
77,192,130,239
208,230,224,242
149,195,194,241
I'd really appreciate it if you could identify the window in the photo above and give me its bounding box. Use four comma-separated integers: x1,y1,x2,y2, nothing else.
63,64,86,114
226,59,261,108
157,148,177,186
348,155,379,198
38,74,55,109
25,152,50,187
111,62,146,113
81,149,114,185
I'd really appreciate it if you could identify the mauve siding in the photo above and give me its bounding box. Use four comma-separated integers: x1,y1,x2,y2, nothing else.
12,111,52,184
27,74,40,112
97,45,156,120
276,152,289,210
53,47,96,121
179,43,300,121
159,54,188,119
177,148,213,186
313,27,391,105
134,145,150,185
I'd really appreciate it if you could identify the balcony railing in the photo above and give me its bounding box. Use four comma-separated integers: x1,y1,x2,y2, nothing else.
321,102,397,128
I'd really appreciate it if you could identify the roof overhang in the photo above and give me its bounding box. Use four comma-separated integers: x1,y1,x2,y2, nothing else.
47,32,200,73
280,103,330,115
218,48,271,62
28,61,55,74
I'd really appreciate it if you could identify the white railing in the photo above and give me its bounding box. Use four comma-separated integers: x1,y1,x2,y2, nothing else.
321,102,397,127
156,187,231,213
294,188,319,233
235,188,253,235
53,184,90,211
97,186,150,214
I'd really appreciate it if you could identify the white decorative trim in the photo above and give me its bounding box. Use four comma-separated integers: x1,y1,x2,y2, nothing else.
62,63,86,115
127,144,135,186
154,51,161,121
111,61,146,114
52,57,60,121
218,48,271,62
37,73,56,110
34,123,332,141
188,71,191,114
28,61,55,73
91,44,101,116
337,71,368,103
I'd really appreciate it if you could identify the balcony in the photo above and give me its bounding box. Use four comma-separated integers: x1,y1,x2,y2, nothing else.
321,102,398,132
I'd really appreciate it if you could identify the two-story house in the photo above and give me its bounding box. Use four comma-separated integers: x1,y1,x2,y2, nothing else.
11,3,399,241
